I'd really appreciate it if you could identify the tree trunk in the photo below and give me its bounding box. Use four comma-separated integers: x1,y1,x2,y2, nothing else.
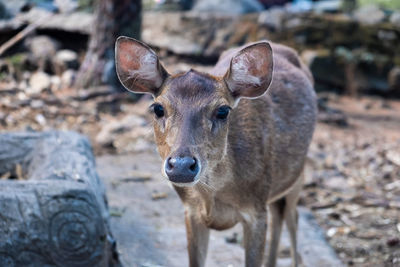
74,0,142,89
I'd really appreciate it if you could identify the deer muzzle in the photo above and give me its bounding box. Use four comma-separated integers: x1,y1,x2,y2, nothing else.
164,156,200,185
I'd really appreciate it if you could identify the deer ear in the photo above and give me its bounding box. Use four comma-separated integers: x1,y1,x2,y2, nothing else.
115,36,169,96
224,42,273,99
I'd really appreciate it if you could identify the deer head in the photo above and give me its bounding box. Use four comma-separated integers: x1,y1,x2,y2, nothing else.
115,37,273,187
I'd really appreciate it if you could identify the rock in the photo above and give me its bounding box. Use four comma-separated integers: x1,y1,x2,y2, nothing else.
193,0,263,14
28,71,51,94
258,7,286,31
0,131,119,266
34,113,46,126
61,69,77,88
284,16,304,29
53,49,79,75
16,8,94,35
390,12,400,28
30,99,44,109
50,75,61,91
353,5,385,25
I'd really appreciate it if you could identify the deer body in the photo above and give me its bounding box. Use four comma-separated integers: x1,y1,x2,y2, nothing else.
116,38,317,267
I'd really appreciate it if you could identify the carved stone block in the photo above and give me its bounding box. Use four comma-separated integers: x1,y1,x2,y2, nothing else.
0,131,119,267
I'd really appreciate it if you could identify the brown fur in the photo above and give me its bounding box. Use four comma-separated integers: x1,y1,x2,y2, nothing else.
115,37,317,267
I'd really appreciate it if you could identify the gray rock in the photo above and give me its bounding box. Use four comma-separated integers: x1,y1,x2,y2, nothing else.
258,7,286,31
50,75,61,91
34,113,47,126
18,8,94,35
30,99,44,109
61,69,77,88
353,5,385,25
193,0,263,14
0,8,93,36
0,131,119,267
28,71,51,94
54,49,79,75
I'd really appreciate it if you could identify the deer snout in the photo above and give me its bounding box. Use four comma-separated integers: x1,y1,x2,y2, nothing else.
164,156,200,185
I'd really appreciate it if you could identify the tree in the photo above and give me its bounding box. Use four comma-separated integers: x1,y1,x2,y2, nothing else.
74,0,141,89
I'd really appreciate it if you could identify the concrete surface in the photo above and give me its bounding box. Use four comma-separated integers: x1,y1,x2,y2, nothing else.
97,150,344,267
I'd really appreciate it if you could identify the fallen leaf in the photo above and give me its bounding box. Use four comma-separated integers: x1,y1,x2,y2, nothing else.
151,192,167,200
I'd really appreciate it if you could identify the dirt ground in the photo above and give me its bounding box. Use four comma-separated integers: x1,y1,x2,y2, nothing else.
306,95,400,267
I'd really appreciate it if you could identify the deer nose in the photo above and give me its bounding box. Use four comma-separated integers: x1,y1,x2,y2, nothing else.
165,156,199,184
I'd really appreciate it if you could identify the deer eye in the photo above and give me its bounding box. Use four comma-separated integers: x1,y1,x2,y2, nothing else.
216,106,231,120
151,103,164,118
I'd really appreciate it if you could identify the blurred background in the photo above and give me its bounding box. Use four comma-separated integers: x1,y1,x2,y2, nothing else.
0,0,399,266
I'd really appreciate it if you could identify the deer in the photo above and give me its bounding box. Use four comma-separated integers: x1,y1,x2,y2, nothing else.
115,36,317,267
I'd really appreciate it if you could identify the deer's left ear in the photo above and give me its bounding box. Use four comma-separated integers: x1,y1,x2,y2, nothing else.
224,42,273,99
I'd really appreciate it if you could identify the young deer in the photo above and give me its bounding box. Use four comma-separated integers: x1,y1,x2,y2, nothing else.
115,37,317,267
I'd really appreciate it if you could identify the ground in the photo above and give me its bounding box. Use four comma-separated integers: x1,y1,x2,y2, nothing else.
305,95,400,266
1,66,400,266
97,152,342,267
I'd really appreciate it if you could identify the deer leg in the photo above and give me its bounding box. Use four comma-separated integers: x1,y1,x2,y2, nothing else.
284,175,303,267
185,208,210,267
242,211,268,267
266,199,285,267
284,199,299,267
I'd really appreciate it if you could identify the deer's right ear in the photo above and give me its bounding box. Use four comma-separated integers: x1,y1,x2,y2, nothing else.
115,36,169,96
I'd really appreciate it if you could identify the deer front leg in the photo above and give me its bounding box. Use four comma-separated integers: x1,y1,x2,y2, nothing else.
266,199,285,267
242,211,268,267
185,208,210,267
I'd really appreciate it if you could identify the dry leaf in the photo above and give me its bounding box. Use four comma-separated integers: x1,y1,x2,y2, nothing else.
151,192,167,200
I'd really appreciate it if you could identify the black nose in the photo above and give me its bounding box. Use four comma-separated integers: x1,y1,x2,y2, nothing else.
165,156,199,183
